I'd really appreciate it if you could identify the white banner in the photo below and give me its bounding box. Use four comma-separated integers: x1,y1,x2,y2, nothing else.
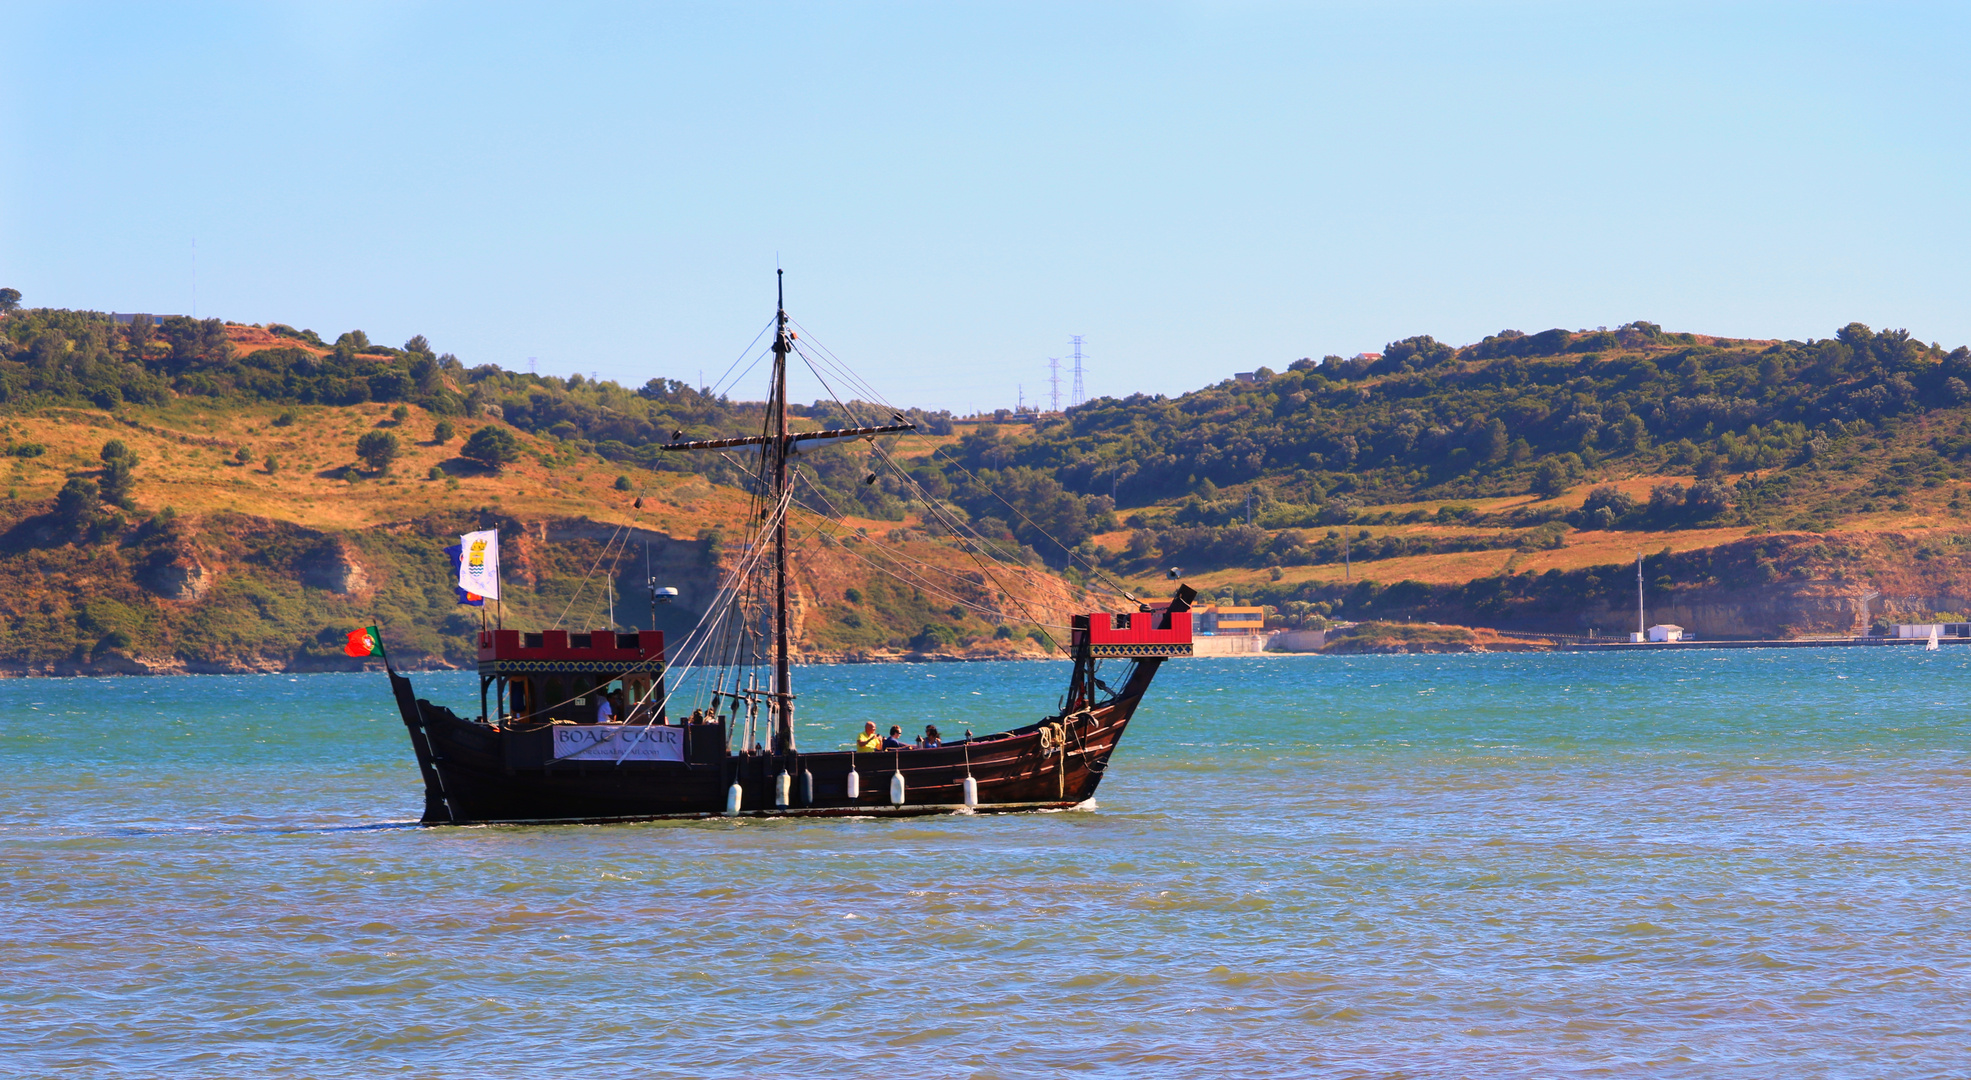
458,529,500,600
552,724,685,762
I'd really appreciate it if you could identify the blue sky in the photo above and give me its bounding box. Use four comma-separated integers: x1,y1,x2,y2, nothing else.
5,2,1968,412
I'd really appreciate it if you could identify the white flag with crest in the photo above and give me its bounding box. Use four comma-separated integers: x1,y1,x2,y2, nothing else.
458,529,501,600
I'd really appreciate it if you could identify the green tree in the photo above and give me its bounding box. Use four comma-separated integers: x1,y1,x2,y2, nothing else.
910,623,959,651
432,419,455,443
55,477,101,536
1687,479,1732,518
356,430,400,474
1530,458,1571,499
101,457,137,506
1616,413,1649,453
461,425,521,470
0,287,19,314
99,440,139,506
1482,417,1509,463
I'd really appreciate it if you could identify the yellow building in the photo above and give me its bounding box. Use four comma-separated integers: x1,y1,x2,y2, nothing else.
1208,606,1267,633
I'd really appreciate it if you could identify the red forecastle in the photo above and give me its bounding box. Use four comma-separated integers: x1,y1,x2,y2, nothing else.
1072,607,1190,658
478,629,667,664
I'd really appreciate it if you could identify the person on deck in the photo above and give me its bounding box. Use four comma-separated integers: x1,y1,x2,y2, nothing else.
918,725,942,748
855,721,883,752
594,689,615,724
882,724,909,750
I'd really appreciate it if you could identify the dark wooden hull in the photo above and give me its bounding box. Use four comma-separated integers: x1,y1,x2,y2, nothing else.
391,671,1149,824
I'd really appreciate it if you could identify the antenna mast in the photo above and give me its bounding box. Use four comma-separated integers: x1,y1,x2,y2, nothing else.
1070,335,1086,407
1636,550,1645,640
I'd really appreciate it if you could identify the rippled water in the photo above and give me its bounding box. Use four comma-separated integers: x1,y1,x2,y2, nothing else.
4,650,1970,1077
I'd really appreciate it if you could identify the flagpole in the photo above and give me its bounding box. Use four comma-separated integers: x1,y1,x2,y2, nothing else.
371,622,393,673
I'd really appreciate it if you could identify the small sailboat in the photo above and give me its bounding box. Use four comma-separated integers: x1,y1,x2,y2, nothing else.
1927,625,1940,651
384,274,1196,824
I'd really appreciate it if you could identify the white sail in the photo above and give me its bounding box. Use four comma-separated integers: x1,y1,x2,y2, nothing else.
1927,626,1940,651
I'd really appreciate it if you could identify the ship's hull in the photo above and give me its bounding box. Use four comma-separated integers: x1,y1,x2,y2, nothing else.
392,671,1145,824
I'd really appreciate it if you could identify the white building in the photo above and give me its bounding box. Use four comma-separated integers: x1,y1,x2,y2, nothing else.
1891,623,1966,639
1647,624,1684,643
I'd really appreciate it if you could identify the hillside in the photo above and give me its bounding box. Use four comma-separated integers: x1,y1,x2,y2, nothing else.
2,298,1969,672
917,322,1971,636
0,312,1082,674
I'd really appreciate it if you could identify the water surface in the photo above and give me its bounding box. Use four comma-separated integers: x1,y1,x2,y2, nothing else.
3,650,1968,1077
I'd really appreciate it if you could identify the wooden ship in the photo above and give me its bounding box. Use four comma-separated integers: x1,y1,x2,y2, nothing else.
387,274,1195,823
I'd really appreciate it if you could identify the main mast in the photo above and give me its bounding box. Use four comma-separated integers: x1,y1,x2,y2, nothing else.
771,270,796,753
651,273,915,749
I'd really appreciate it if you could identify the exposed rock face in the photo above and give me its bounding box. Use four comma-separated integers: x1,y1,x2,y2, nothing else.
503,528,539,587
303,540,371,596
145,554,211,601
1574,581,1971,638
80,650,172,675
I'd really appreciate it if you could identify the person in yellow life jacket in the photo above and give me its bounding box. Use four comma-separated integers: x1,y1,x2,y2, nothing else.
854,720,882,752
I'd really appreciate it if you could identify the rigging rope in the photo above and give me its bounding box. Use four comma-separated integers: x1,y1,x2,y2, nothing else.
705,315,778,400
523,309,1139,752
550,521,628,630
790,473,1069,631
787,334,1137,604
784,340,1089,645
514,484,794,728
601,485,798,763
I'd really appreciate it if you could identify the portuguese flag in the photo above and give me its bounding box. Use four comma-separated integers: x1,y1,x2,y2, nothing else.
345,626,384,658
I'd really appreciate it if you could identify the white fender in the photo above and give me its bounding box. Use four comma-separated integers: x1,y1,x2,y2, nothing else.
725,782,742,816
846,767,860,800
774,771,791,808
889,770,905,805
963,775,978,807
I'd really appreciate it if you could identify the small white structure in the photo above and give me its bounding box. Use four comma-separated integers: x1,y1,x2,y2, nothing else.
1895,623,1946,639
1629,632,1645,643
1647,624,1684,643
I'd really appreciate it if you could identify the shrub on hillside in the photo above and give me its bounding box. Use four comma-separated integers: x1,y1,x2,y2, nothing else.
910,623,959,651
462,425,521,470
100,441,138,507
55,477,101,537
356,431,400,474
